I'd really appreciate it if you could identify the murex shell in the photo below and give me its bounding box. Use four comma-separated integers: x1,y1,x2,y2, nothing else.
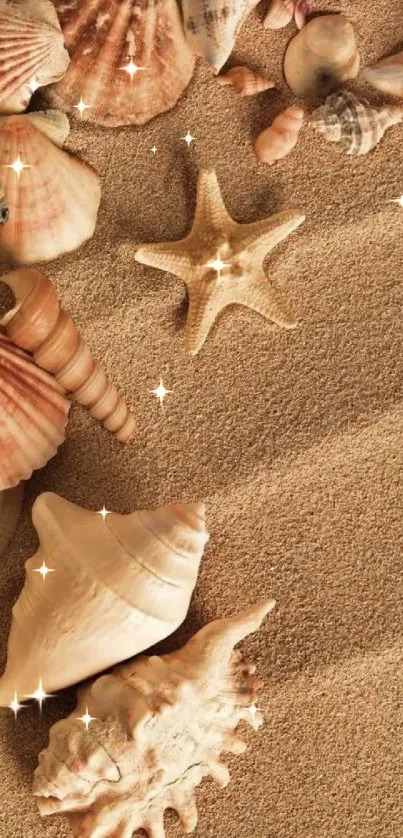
183,0,259,72
0,333,70,491
284,14,359,98
0,484,23,555
0,110,101,263
0,0,69,114
33,599,275,838
362,51,403,98
310,90,403,156
0,492,208,703
44,0,195,127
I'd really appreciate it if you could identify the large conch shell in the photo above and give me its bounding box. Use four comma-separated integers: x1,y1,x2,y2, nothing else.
183,0,258,72
0,492,208,703
0,110,100,264
217,65,275,96
0,484,23,554
255,104,304,164
0,0,69,115
44,0,195,127
33,599,275,838
284,14,360,98
0,333,70,491
310,90,403,156
362,52,403,98
0,270,135,443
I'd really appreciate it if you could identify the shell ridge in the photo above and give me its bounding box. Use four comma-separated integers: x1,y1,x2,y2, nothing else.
105,515,183,590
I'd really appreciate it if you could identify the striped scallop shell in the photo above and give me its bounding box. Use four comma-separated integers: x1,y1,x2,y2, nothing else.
0,332,70,490
264,0,294,30
310,90,403,156
0,0,69,114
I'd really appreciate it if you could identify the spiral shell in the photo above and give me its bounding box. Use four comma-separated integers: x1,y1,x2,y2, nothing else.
217,66,275,96
310,90,403,156
255,105,304,164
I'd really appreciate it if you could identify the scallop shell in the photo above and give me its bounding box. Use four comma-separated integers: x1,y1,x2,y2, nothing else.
284,14,360,98
0,484,23,555
255,104,304,164
0,333,70,491
0,491,208,703
310,90,403,156
1,269,135,443
362,52,403,98
264,0,294,30
217,65,275,96
0,0,69,114
43,0,195,128
183,0,259,72
0,110,100,263
33,599,275,838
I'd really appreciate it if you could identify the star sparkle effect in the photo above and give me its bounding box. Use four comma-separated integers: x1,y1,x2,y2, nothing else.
96,505,112,522
29,78,39,93
206,253,231,280
77,706,97,731
120,58,146,80
150,145,158,154
28,679,52,712
181,131,196,146
151,379,171,407
74,97,90,116
8,692,24,719
33,560,55,581
390,195,403,207
6,156,30,177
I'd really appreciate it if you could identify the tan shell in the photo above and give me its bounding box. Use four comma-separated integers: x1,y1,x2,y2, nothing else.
217,66,275,96
183,0,259,72
0,484,23,555
0,333,70,491
0,270,135,443
0,0,69,114
255,105,304,164
0,110,101,264
284,14,360,98
44,0,195,127
0,492,208,703
310,90,403,156
33,599,275,838
264,0,294,30
294,0,308,30
362,52,403,98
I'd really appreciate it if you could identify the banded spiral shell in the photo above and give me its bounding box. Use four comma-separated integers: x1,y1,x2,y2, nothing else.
0,492,208,703
217,66,275,96
310,90,403,156
255,105,304,164
362,51,403,99
33,599,275,838
284,14,360,98
0,484,23,554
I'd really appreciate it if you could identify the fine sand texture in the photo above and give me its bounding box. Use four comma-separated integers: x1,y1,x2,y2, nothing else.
1,0,403,835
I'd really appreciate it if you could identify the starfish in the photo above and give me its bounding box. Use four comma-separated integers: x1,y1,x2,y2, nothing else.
135,169,305,355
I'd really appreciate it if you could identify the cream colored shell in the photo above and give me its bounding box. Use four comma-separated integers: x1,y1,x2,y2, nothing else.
284,14,360,98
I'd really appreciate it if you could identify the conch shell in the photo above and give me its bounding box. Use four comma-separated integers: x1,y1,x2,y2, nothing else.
362,52,403,98
0,492,208,703
33,599,275,838
0,0,69,114
310,90,403,156
0,270,135,443
255,105,304,164
44,0,195,127
182,0,258,72
0,484,23,555
0,333,70,491
264,0,308,30
217,66,275,96
0,110,101,264
284,14,360,98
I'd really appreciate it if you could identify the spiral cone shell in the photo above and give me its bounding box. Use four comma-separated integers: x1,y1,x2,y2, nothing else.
310,90,403,155
217,66,275,96
0,484,23,554
255,105,304,164
362,51,403,98
284,14,360,98
33,600,275,837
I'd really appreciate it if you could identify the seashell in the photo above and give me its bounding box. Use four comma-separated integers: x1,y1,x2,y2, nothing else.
33,599,275,837
0,110,101,264
264,0,294,30
183,0,258,72
0,270,135,443
0,0,69,115
310,90,403,156
217,65,275,96
294,0,308,29
284,14,360,98
362,52,403,99
44,0,195,128
0,333,70,491
0,484,23,555
0,491,208,703
255,104,304,164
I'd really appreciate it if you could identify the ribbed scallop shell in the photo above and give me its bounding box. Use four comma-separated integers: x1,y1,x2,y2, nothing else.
0,110,101,263
44,0,195,127
362,51,403,98
33,600,275,838
310,90,403,156
217,65,275,96
264,0,294,30
0,491,209,703
0,0,69,114
0,333,70,491
0,484,23,554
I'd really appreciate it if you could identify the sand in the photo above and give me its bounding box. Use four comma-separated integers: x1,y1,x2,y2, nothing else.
1,0,403,835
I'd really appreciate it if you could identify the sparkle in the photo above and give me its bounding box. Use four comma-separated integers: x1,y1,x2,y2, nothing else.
96,505,112,522
150,145,158,154
206,253,231,279
77,707,97,731
6,156,30,176
74,97,89,116
390,195,403,207
29,77,39,93
151,379,171,407
8,692,24,718
120,59,145,80
181,131,196,146
28,679,52,712
33,560,55,581
249,702,262,723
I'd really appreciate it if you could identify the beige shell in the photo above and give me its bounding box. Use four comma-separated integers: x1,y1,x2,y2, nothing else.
284,14,360,98
44,0,195,127
0,0,69,114
362,52,403,98
255,105,304,164
0,484,23,555
217,66,275,96
33,599,275,838
183,0,259,72
0,492,208,704
264,0,294,30
1,270,135,443
310,90,403,156
0,110,101,264
294,0,308,30
0,333,70,491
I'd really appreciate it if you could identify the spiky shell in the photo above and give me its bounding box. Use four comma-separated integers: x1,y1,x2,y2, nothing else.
43,0,195,127
255,105,304,164
217,65,275,96
362,51,403,98
0,492,208,703
0,0,69,114
0,111,101,263
33,600,275,838
0,484,23,554
0,333,70,491
310,90,403,156
183,0,258,72
284,14,359,98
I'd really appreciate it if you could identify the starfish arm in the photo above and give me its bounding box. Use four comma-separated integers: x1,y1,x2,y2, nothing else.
231,211,305,259
185,280,230,356
192,170,235,234
226,274,298,330
135,240,193,281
